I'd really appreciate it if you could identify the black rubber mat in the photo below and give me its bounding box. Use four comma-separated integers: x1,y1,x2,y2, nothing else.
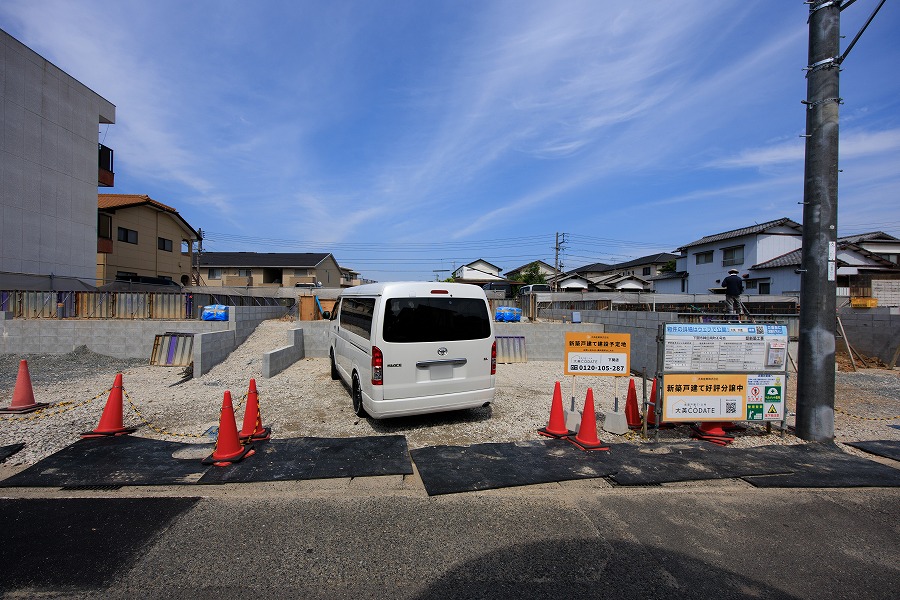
410,439,620,496
742,443,900,488
846,439,900,462
198,435,413,484
0,442,24,463
0,497,198,590
0,436,209,487
607,443,796,485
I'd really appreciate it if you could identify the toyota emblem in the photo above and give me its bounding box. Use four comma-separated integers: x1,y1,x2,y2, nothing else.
437,347,448,356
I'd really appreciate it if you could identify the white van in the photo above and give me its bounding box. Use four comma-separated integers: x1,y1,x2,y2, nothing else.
328,282,496,419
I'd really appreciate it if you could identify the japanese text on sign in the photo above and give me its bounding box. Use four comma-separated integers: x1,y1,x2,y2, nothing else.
565,332,631,376
663,323,789,373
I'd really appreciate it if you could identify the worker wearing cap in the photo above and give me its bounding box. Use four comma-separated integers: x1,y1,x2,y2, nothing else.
723,268,744,315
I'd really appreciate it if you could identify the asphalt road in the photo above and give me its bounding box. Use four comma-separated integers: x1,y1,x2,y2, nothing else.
2,481,898,599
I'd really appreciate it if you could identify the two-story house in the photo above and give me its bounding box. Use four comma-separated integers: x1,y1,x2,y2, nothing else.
96,194,200,286
655,218,804,295
198,252,344,288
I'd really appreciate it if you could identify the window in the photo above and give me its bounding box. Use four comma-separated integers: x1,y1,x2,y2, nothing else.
722,245,744,266
116,271,137,279
759,282,771,294
117,227,138,244
158,237,173,252
695,251,713,265
237,269,252,277
98,214,112,239
340,297,376,338
208,268,223,280
745,280,757,289
383,297,491,343
642,267,651,276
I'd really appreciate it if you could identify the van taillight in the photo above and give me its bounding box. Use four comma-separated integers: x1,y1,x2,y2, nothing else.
372,346,383,385
491,341,496,375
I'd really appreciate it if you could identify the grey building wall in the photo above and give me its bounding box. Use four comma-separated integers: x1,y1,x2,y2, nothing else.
1,29,115,282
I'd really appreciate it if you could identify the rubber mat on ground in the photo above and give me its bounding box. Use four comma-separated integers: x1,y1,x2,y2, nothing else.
845,439,900,462
741,443,900,488
0,436,209,487
0,497,198,590
197,435,413,484
410,439,620,496
0,443,24,463
606,442,796,485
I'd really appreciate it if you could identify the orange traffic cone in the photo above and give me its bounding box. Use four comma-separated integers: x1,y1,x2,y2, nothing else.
203,391,255,466
81,373,137,438
538,381,573,439
238,378,271,442
568,388,610,451
625,378,642,429
646,378,658,427
1,360,48,414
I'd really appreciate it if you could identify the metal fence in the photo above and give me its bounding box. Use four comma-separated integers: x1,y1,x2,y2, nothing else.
0,290,291,319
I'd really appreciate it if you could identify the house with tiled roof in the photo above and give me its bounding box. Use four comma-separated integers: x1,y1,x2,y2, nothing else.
96,194,201,287
838,232,900,266
452,259,505,284
654,218,803,295
198,252,344,288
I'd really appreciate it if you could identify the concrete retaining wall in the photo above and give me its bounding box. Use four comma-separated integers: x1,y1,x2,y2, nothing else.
0,305,288,376
262,327,305,378
838,306,900,365
494,322,605,361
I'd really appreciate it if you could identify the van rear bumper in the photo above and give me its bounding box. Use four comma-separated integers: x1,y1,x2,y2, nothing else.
364,387,495,419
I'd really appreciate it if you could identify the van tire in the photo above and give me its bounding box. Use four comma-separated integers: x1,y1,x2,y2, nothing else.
330,350,339,380
351,372,368,418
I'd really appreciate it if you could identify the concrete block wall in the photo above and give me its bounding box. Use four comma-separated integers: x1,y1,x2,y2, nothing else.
872,281,900,307
838,306,900,364
494,322,605,360
262,327,305,378
0,305,288,374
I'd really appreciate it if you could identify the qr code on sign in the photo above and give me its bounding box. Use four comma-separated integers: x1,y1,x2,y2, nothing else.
726,401,737,414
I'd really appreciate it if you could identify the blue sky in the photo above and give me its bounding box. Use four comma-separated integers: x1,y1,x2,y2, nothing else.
3,1,899,281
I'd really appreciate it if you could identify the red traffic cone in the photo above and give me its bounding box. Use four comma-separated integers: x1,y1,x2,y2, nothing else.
203,391,255,466
81,373,137,438
568,388,610,451
239,379,271,442
1,360,48,414
538,381,573,439
646,378,658,427
625,378,642,429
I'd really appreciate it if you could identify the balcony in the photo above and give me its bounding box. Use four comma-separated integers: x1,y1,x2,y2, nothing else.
98,144,114,187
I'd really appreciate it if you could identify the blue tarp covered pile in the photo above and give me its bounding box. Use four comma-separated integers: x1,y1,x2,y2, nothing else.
201,304,229,321
494,306,522,322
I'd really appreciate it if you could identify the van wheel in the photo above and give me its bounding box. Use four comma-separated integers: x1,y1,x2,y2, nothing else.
351,372,368,418
330,350,339,380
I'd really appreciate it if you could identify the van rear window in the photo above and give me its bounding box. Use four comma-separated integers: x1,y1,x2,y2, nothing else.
383,298,491,343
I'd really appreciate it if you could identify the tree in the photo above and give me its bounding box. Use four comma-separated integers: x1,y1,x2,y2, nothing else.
659,260,676,274
519,263,547,284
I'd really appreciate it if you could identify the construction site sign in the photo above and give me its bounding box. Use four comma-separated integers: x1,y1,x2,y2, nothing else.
662,373,786,422
564,332,631,376
662,323,788,373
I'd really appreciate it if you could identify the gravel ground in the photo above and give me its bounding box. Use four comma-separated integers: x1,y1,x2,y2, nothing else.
2,320,899,466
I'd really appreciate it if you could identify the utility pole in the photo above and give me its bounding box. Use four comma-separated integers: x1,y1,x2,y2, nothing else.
553,232,567,292
796,1,841,442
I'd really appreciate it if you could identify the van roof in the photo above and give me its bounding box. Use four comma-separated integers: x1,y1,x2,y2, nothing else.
340,281,487,298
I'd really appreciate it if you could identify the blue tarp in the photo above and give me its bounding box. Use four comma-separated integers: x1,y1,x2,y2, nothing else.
494,306,521,322
201,304,229,321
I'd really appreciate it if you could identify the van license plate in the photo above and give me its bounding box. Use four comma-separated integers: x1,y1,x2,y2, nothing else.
430,364,453,380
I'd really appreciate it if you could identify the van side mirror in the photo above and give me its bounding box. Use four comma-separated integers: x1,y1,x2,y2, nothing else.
322,311,331,320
